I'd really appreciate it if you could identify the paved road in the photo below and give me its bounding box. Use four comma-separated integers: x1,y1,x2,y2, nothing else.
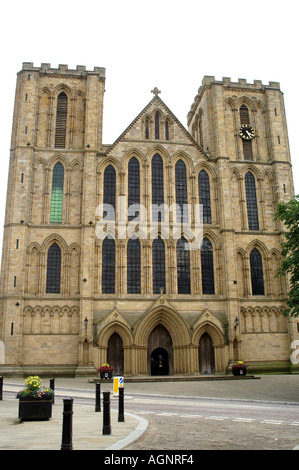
3,375,299,451
122,394,299,450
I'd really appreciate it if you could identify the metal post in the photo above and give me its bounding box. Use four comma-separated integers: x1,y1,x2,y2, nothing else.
95,382,101,412
102,391,111,435
50,378,55,404
61,398,73,450
118,387,124,422
0,377,3,401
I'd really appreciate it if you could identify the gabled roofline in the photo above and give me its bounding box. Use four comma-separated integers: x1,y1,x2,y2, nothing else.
103,94,210,160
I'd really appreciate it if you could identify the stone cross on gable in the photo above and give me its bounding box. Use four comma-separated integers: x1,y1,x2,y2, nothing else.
151,87,161,96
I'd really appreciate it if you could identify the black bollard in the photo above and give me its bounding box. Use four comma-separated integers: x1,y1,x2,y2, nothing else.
0,377,3,401
118,387,124,422
50,378,55,404
61,398,73,450
95,382,101,412
102,391,111,435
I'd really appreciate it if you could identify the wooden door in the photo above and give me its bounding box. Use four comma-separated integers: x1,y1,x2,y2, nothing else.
107,333,124,375
199,333,215,375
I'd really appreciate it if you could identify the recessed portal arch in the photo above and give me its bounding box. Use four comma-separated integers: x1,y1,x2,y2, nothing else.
107,332,124,376
148,324,173,375
199,332,215,375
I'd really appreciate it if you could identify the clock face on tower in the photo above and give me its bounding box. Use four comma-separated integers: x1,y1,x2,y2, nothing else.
239,124,255,140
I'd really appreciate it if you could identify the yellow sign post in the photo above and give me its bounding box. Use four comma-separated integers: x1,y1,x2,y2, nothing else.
113,376,124,395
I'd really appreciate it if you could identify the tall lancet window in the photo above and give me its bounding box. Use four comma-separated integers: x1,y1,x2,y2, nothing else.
201,237,215,294
240,104,253,160
55,92,68,148
175,160,188,223
198,169,211,223
145,119,149,139
46,243,61,293
50,162,64,223
127,237,141,294
102,237,115,293
250,248,265,295
152,237,166,294
152,154,164,222
155,113,160,139
128,157,140,221
177,237,190,294
245,171,259,230
103,165,116,219
165,120,169,140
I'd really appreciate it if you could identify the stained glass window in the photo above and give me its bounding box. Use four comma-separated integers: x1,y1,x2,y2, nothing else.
152,154,164,222
201,237,215,294
250,248,265,295
177,237,190,294
127,237,141,293
152,237,166,294
102,237,115,293
103,165,116,219
46,243,61,293
128,157,140,221
245,171,259,230
55,92,67,148
50,162,64,223
198,169,211,223
175,160,188,223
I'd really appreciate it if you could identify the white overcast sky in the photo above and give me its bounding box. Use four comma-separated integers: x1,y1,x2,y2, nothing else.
0,0,298,259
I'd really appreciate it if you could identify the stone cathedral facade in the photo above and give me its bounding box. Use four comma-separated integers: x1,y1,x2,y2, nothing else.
0,62,298,377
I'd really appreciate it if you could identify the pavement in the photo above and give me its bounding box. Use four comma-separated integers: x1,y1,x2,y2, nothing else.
1,374,299,451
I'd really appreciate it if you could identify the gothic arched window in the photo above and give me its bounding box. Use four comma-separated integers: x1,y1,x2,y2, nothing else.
250,247,265,295
240,105,253,160
46,243,61,293
128,157,140,221
152,154,164,222
245,171,259,230
102,237,115,293
145,119,149,139
50,162,64,223
152,237,166,294
127,237,141,293
175,160,188,223
55,92,68,148
198,169,211,223
155,113,160,139
177,237,190,294
165,120,169,140
201,237,215,294
103,165,116,219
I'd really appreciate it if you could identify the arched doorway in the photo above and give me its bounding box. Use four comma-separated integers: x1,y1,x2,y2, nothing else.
151,347,169,375
107,333,124,375
148,324,173,375
199,332,215,375
83,340,89,365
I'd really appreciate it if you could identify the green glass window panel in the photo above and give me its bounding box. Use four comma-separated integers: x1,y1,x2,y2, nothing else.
50,162,64,223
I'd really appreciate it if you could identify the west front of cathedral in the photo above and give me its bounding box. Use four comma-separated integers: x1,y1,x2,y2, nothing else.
0,63,298,377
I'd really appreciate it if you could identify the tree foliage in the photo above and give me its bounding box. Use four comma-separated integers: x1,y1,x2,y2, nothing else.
274,195,299,317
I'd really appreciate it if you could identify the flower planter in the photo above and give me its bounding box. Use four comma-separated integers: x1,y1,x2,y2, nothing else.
100,371,113,379
18,396,52,421
232,368,247,376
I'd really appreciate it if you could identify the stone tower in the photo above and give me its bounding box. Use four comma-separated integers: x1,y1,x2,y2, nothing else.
0,63,105,374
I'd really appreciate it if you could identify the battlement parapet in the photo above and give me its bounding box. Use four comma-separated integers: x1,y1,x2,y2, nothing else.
188,75,281,123
20,62,105,78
